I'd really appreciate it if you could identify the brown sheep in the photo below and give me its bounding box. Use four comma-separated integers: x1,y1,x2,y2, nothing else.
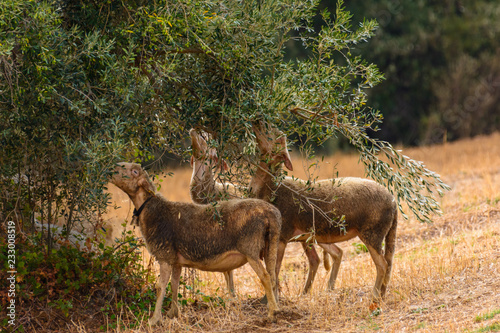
249,123,398,300
190,128,330,295
111,162,281,325
189,128,240,296
189,128,242,203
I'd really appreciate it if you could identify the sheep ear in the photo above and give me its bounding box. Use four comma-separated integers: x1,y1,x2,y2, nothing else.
283,153,293,171
221,159,229,172
276,135,293,171
252,121,264,144
190,155,194,167
252,121,270,151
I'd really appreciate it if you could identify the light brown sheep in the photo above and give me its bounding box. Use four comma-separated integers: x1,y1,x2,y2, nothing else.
249,123,398,300
189,128,239,295
111,162,281,325
189,128,241,203
190,128,330,295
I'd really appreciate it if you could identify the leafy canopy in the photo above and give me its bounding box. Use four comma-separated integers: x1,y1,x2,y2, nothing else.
0,0,448,231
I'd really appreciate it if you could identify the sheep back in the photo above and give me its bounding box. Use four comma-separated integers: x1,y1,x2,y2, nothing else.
274,177,396,251
138,194,281,265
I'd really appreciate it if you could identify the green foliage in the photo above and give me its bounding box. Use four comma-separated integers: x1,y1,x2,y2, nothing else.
0,226,230,331
0,232,151,300
0,230,156,330
0,0,140,247
338,0,500,144
1,0,448,248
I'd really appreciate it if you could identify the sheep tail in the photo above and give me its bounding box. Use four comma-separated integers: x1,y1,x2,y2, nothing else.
323,249,332,271
384,209,398,276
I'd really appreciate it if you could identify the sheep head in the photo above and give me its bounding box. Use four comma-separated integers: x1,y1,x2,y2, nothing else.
189,129,228,171
112,162,155,197
253,122,293,171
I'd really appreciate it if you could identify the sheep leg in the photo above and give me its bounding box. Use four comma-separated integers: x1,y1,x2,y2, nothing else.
318,243,343,291
261,241,286,304
322,248,332,272
247,257,279,322
223,271,235,297
366,244,388,300
264,226,280,303
301,242,320,294
167,265,182,318
380,259,392,298
149,262,172,326
381,215,397,297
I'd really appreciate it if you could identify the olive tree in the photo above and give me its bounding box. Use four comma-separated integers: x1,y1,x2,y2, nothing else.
0,0,448,251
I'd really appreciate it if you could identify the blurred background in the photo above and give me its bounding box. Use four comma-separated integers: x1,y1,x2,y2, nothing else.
286,0,500,147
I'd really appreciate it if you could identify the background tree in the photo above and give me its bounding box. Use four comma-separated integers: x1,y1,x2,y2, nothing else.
1,0,448,250
307,0,500,145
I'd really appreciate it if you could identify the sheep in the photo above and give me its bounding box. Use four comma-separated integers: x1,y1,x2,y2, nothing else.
189,128,240,295
249,123,398,300
189,128,242,203
111,162,281,325
190,128,329,296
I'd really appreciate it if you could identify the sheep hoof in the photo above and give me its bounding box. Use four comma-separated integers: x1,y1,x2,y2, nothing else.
268,314,277,323
167,307,179,318
148,316,160,326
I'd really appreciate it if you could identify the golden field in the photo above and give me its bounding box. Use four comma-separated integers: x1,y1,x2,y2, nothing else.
98,132,500,333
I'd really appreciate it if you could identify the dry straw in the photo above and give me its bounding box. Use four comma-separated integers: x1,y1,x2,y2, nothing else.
98,132,500,332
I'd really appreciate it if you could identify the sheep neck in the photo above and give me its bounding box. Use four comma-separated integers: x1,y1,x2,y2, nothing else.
190,159,217,202
133,195,153,218
249,160,282,202
130,188,154,212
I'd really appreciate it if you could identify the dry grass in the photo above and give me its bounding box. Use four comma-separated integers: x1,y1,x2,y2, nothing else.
98,132,500,332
